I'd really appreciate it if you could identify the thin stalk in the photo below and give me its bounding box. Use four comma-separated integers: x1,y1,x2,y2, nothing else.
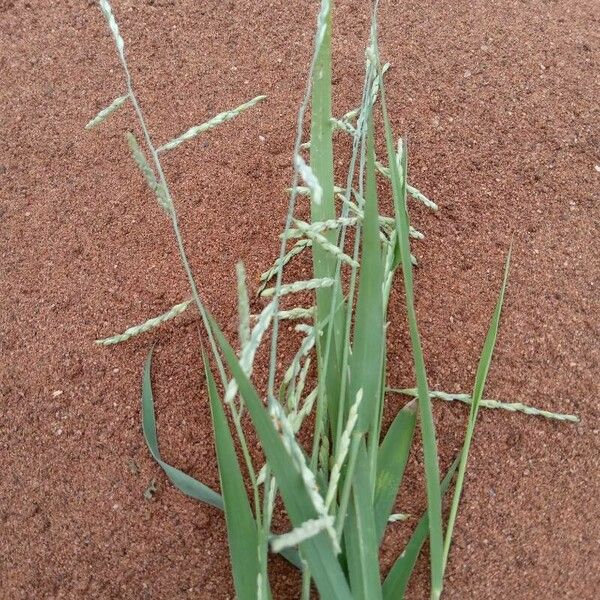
102,7,262,525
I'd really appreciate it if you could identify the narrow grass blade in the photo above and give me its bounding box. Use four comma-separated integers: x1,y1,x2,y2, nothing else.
207,313,352,600
344,441,384,600
308,1,346,451
374,400,417,542
96,299,191,345
203,351,261,600
378,62,444,597
382,457,460,600
157,95,266,152
141,348,223,509
258,239,312,293
349,111,384,432
309,0,337,324
442,247,512,571
236,262,250,348
85,94,129,129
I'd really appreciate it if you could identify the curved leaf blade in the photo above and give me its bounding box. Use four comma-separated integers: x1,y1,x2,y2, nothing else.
141,348,223,509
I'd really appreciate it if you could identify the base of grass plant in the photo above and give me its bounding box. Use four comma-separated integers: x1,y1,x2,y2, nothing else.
90,1,577,598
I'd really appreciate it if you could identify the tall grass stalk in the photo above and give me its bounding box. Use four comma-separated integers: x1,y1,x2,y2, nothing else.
90,1,577,598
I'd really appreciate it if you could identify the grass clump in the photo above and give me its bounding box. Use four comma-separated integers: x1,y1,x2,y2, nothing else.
88,1,578,598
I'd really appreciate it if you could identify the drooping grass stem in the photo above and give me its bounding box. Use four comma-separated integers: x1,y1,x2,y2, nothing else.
98,0,262,522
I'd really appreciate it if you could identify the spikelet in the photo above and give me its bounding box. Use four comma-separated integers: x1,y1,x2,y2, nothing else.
277,307,316,321
258,239,312,293
388,513,410,522
369,62,390,105
259,277,335,298
270,400,340,553
332,190,423,239
341,107,360,122
294,155,322,206
325,389,363,509
256,464,267,486
251,307,315,323
374,161,438,211
294,323,314,335
158,95,267,152
407,184,438,211
330,118,357,136
395,388,579,423
291,220,359,268
270,516,335,553
284,328,317,387
291,388,318,433
224,301,276,404
283,216,358,240
126,132,171,213
85,94,129,130
96,299,192,345
290,356,312,412
99,0,125,61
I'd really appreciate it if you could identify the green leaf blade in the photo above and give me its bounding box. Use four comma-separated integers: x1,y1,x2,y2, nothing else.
207,313,353,600
350,112,385,433
383,457,460,600
442,246,512,570
203,352,261,600
377,62,444,597
374,400,417,542
309,0,337,325
344,442,384,600
141,349,223,509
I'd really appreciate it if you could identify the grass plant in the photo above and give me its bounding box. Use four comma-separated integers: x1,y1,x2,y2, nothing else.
88,1,578,598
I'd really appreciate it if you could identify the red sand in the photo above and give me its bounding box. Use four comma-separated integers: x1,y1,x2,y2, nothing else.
1,0,598,598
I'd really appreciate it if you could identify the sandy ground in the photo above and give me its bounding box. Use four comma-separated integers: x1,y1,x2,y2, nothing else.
1,0,599,598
